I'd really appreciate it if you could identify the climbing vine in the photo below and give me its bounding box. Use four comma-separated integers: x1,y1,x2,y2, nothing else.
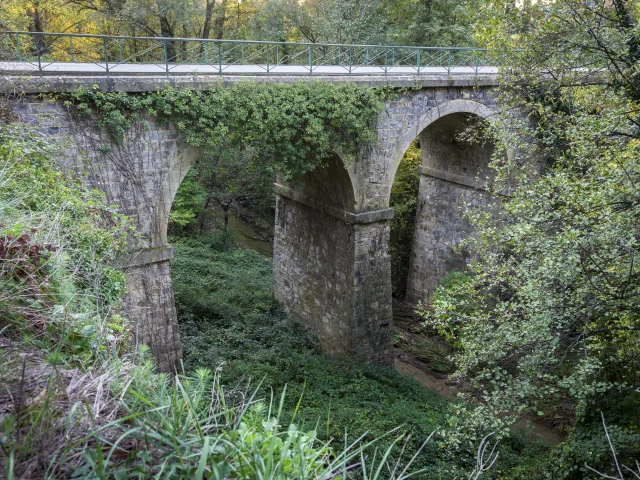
62,81,390,181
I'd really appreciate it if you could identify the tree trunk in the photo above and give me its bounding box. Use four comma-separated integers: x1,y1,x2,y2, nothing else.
423,0,433,19
202,0,215,39
214,0,228,39
159,16,176,62
27,3,46,56
199,197,211,233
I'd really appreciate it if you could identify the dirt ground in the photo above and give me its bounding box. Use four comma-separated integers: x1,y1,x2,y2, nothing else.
393,357,566,445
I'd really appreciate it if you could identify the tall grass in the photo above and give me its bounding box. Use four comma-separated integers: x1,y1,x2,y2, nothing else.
70,360,433,479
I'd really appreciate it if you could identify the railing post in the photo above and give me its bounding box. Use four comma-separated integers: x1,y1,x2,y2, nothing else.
103,37,110,75
447,50,451,75
35,34,42,72
308,44,312,76
348,47,352,76
69,35,75,62
365,46,369,65
218,42,222,75
15,33,23,62
337,46,341,65
416,48,421,74
391,47,395,66
163,39,169,76
276,44,279,65
203,41,207,63
118,38,123,63
241,43,245,65
266,44,270,74
384,48,388,74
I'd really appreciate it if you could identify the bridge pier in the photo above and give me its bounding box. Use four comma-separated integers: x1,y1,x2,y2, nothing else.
14,97,194,372
117,247,182,372
273,182,394,365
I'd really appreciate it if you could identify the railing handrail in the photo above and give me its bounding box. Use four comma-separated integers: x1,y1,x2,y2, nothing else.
0,31,490,52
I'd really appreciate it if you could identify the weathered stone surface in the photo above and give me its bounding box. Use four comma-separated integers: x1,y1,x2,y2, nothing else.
13,96,194,372
273,195,357,357
123,259,183,372
406,176,493,303
273,195,392,364
6,79,504,369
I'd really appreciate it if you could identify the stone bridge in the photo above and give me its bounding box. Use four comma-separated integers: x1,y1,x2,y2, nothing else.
1,73,500,372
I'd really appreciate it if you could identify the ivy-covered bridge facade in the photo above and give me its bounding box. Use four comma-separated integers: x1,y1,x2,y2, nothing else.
1,68,500,372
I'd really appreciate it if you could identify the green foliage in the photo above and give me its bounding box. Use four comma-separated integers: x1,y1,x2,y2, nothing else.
169,168,208,229
394,332,454,373
172,235,552,478
0,121,128,365
0,121,131,478
418,271,473,345
419,1,640,476
389,140,421,299
72,363,346,479
63,82,386,182
195,146,276,232
251,0,480,46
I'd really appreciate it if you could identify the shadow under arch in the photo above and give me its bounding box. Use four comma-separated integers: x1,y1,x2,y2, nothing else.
276,152,357,216
387,100,500,305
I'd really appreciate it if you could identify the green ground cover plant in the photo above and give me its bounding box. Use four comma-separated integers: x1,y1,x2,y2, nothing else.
171,233,551,478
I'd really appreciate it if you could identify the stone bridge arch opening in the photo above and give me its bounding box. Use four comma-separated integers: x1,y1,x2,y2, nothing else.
387,101,496,306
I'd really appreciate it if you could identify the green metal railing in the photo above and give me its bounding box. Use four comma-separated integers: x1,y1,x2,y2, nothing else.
0,31,501,76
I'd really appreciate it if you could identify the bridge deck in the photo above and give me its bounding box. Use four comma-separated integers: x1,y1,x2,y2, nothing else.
0,61,498,76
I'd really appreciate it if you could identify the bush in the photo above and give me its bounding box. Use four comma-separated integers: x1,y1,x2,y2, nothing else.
0,122,128,365
0,121,130,477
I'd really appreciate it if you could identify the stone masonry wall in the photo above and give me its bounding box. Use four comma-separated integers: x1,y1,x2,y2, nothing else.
13,96,193,372
406,177,493,303
273,195,356,356
274,86,501,361
273,195,392,364
351,221,392,363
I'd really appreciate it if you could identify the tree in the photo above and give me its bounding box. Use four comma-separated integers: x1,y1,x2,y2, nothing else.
199,148,274,228
421,1,640,476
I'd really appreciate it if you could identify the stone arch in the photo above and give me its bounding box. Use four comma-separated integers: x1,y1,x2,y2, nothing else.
151,146,197,248
384,99,497,206
277,152,357,217
384,100,499,305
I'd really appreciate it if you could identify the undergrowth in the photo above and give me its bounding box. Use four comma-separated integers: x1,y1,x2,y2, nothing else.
172,233,552,478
